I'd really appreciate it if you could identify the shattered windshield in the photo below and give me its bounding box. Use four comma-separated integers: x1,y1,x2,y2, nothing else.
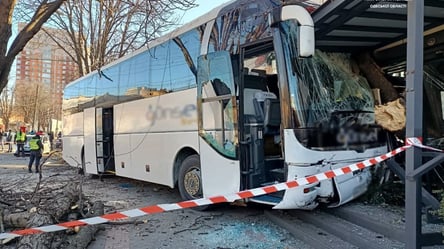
293,50,375,128
280,20,384,150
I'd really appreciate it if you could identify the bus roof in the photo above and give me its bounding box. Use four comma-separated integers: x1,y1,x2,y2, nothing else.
65,0,324,89
65,0,235,89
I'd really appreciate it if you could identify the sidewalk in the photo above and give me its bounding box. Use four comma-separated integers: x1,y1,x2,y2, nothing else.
0,142,16,155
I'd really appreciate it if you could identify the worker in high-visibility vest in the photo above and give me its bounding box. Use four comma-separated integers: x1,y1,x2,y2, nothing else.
14,127,27,157
28,131,44,173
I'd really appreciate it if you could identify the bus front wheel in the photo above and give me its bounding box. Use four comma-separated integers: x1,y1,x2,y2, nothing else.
178,155,203,201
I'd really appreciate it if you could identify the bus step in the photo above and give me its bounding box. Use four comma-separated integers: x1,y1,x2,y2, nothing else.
250,194,282,205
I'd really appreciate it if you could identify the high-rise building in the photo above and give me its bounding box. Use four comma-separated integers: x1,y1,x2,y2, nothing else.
15,23,79,123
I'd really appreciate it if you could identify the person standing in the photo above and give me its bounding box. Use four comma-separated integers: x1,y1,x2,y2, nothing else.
6,129,13,152
0,129,3,151
28,132,44,173
48,131,54,151
14,127,27,157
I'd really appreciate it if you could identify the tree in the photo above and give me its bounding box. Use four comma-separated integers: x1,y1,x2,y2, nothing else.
0,86,15,130
45,0,196,77
14,81,51,131
0,0,66,94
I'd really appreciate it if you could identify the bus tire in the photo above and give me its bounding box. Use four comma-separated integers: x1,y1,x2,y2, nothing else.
178,155,208,210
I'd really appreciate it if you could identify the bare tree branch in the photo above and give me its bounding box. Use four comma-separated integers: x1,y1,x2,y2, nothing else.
46,0,197,77
0,0,66,95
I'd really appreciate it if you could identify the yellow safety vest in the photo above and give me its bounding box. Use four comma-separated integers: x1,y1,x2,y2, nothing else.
29,138,41,150
16,132,25,142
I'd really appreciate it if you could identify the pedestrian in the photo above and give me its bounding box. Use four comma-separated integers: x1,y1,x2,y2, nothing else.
0,129,3,151
48,131,54,151
28,131,44,173
6,129,13,152
14,127,27,157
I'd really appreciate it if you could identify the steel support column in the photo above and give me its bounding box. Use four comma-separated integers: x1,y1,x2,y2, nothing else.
405,1,424,248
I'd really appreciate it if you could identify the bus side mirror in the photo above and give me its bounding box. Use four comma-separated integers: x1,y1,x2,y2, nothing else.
270,5,315,57
298,25,314,57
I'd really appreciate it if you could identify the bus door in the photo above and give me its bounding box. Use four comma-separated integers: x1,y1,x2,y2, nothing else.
83,107,115,175
96,107,115,174
239,41,284,194
83,107,98,174
197,51,241,197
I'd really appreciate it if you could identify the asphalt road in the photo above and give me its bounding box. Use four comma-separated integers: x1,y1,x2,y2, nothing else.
0,151,310,249
3,151,441,249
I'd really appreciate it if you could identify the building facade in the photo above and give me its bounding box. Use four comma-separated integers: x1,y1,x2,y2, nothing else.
15,23,78,129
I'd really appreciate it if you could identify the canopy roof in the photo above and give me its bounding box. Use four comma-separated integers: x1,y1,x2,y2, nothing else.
312,0,444,53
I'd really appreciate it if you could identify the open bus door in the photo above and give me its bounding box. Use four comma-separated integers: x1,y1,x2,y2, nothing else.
98,107,115,174
82,107,115,175
238,41,285,204
196,51,241,197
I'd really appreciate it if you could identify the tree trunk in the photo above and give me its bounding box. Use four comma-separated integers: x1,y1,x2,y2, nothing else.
355,52,399,103
3,211,29,228
354,52,406,131
62,201,105,249
16,214,55,249
16,182,80,249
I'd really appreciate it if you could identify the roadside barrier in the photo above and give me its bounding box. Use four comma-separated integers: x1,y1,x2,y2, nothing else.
0,138,437,239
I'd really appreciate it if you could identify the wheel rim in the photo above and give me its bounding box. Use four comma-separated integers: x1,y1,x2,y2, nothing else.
183,166,201,198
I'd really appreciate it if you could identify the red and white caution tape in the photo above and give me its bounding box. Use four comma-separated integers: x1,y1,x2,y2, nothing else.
0,138,436,239
406,137,443,152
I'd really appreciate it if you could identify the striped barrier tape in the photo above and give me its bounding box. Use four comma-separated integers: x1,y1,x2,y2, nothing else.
406,137,444,152
0,138,435,239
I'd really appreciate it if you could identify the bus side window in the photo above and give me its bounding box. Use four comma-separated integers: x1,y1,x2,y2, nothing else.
211,78,231,108
197,52,237,158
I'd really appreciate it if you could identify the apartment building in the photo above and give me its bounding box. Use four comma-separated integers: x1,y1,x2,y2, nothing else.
15,23,78,122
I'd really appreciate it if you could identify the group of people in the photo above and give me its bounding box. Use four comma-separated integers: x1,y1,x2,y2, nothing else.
0,129,15,153
0,127,57,173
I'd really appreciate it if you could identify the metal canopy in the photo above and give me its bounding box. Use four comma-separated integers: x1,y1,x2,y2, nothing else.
310,1,444,248
311,0,444,52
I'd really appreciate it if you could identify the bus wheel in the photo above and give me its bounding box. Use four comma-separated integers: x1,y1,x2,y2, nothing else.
178,155,204,201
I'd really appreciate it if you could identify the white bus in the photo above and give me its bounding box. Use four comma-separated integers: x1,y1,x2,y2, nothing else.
62,0,386,209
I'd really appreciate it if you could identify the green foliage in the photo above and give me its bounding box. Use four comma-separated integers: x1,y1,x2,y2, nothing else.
359,180,405,206
358,166,405,206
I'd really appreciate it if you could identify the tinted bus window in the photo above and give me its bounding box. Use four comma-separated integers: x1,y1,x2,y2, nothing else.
149,43,171,92
169,29,201,91
118,51,150,99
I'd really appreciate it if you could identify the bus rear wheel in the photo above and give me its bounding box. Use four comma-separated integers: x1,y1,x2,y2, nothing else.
178,154,211,210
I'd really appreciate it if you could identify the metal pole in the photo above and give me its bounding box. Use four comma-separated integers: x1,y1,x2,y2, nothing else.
405,0,424,248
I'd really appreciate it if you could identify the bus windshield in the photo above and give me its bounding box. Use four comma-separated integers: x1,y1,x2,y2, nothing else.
294,51,375,128
280,20,383,150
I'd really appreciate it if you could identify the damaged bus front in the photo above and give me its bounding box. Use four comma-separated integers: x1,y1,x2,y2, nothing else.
272,18,387,209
